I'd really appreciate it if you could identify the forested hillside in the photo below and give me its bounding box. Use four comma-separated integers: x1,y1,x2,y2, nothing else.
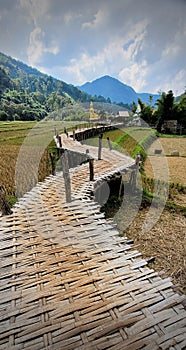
0,52,106,121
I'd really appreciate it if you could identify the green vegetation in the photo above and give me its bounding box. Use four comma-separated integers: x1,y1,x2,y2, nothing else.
1,52,185,133
156,132,186,138
137,90,186,133
91,127,186,217
0,52,112,122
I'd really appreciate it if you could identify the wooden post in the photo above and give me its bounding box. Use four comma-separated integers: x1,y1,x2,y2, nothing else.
89,158,94,181
0,185,13,215
98,133,103,160
73,129,75,141
107,137,112,150
61,150,71,202
129,154,141,191
58,135,62,148
129,170,137,191
49,152,56,176
64,127,68,137
135,153,141,169
118,174,123,199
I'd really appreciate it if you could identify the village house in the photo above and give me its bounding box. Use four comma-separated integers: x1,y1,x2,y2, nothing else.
116,110,130,123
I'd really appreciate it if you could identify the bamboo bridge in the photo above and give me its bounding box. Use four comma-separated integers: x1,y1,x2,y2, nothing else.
0,125,185,349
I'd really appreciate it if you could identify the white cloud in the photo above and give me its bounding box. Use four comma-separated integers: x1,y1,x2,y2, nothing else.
62,51,106,85
118,61,148,92
82,8,107,29
19,0,49,26
162,44,180,58
27,27,59,66
161,25,183,59
58,19,148,90
1,0,186,95
153,69,186,96
64,12,79,24
173,69,186,94
121,21,147,70
143,19,186,95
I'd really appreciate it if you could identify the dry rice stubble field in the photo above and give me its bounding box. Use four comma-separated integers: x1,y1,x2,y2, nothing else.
0,122,50,197
124,136,186,294
145,137,186,186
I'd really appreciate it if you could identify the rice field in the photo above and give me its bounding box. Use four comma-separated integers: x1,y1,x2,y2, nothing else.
147,137,186,156
119,207,186,295
0,122,35,196
103,131,186,295
0,120,78,197
145,137,186,185
145,156,186,186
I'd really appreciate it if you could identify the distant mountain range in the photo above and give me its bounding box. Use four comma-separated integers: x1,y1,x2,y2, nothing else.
78,75,160,105
0,51,159,108
0,51,163,123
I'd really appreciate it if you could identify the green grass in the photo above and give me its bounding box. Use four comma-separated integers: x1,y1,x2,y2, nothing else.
157,132,186,138
93,127,185,215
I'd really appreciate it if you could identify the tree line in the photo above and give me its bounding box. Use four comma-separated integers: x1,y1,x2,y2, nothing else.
132,90,186,133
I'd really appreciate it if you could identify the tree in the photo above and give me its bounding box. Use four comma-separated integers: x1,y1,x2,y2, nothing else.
137,98,154,125
0,67,12,96
131,101,137,113
176,93,186,133
148,94,153,106
155,90,175,132
0,110,8,121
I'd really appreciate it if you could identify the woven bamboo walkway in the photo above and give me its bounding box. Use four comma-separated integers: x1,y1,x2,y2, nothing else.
0,130,186,349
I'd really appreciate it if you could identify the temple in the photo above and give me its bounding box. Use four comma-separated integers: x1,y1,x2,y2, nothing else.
89,101,100,122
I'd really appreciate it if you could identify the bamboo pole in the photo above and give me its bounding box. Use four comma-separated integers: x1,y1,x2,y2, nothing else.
73,130,76,141
49,152,56,176
118,175,123,199
98,133,103,160
89,158,94,181
61,150,71,202
129,154,141,191
107,137,112,150
58,135,62,148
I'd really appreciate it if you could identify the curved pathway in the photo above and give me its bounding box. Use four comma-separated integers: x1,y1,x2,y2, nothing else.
0,131,185,349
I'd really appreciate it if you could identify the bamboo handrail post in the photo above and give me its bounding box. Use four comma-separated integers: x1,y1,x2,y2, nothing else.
61,150,72,203
98,133,103,160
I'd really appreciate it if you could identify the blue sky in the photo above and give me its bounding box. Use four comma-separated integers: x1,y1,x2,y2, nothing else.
0,0,186,95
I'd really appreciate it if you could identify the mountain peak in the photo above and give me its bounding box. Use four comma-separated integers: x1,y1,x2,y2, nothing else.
90,75,132,87
79,75,137,104
78,75,160,105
